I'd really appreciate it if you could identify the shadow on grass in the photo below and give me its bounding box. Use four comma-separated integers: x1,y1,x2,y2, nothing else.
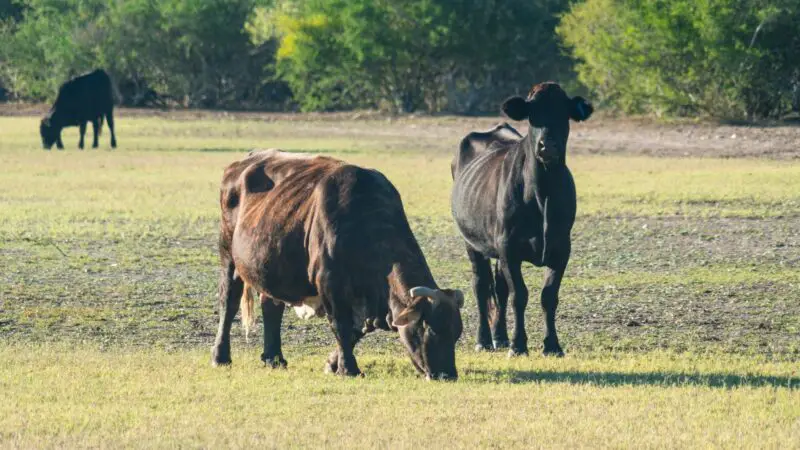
469,369,799,389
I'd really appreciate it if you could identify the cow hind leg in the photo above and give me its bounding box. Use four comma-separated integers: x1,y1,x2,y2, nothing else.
106,110,117,148
467,246,494,351
491,259,510,349
260,296,287,368
78,122,86,150
91,117,101,148
211,261,244,366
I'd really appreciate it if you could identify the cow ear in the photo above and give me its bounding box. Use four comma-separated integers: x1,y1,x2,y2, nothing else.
392,298,431,327
243,163,274,194
438,289,464,309
501,96,530,121
570,96,594,122
391,308,421,327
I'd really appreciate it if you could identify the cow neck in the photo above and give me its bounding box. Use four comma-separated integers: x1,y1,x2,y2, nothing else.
520,127,567,191
45,108,59,123
390,232,438,305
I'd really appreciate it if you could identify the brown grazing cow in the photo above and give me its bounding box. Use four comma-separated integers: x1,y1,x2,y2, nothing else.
212,149,464,380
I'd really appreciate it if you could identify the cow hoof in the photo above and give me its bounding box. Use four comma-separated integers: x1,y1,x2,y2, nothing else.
543,349,565,358
507,348,529,358
474,343,493,352
262,355,288,369
212,356,232,367
324,361,337,374
212,347,232,366
543,338,564,357
493,340,510,350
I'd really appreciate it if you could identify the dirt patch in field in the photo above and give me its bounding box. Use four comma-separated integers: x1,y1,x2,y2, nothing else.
4,103,800,159
2,216,797,356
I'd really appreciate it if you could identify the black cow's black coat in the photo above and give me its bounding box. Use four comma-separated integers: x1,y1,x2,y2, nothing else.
450,82,593,356
40,69,117,150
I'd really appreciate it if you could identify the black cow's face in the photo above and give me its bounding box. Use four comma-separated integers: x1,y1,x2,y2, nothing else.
394,287,464,381
40,118,58,149
502,82,593,165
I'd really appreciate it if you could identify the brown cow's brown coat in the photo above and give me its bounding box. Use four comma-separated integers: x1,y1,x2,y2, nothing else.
212,149,463,379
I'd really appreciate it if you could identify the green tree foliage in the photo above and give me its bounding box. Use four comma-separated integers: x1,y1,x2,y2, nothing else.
0,0,24,21
251,0,574,112
0,0,287,108
559,0,800,119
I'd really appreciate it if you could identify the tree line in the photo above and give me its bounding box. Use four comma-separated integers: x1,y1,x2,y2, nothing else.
1,0,797,119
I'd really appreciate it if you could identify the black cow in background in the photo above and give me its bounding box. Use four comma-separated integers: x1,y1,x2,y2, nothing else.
40,69,117,150
450,82,593,357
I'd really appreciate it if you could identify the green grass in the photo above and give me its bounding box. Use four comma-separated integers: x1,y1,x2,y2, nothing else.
1,113,799,447
1,346,798,449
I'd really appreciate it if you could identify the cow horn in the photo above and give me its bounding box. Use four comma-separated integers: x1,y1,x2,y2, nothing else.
409,286,438,301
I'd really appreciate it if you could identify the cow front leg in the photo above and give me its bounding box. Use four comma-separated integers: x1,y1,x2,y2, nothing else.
491,259,510,349
211,261,243,366
324,330,365,375
540,238,569,357
541,266,566,357
467,246,493,351
56,133,64,150
78,122,86,149
319,266,362,376
500,256,529,357
260,296,287,368
327,311,362,376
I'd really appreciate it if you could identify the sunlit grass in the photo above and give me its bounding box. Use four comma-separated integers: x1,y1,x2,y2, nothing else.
2,121,798,243
0,345,797,449
1,113,799,447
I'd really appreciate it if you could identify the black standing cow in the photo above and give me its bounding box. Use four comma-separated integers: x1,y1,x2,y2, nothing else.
40,69,117,150
450,82,593,357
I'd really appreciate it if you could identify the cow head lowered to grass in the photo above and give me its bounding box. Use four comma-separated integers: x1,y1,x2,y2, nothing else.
212,149,464,380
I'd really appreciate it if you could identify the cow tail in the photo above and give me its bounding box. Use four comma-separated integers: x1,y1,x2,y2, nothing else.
240,282,256,342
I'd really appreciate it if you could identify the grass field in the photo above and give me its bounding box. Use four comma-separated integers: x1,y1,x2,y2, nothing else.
1,112,798,448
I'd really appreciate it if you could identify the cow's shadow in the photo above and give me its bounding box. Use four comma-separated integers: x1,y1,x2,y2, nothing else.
467,368,799,389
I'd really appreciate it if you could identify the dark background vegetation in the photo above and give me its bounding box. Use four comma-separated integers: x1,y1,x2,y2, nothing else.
0,0,798,119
